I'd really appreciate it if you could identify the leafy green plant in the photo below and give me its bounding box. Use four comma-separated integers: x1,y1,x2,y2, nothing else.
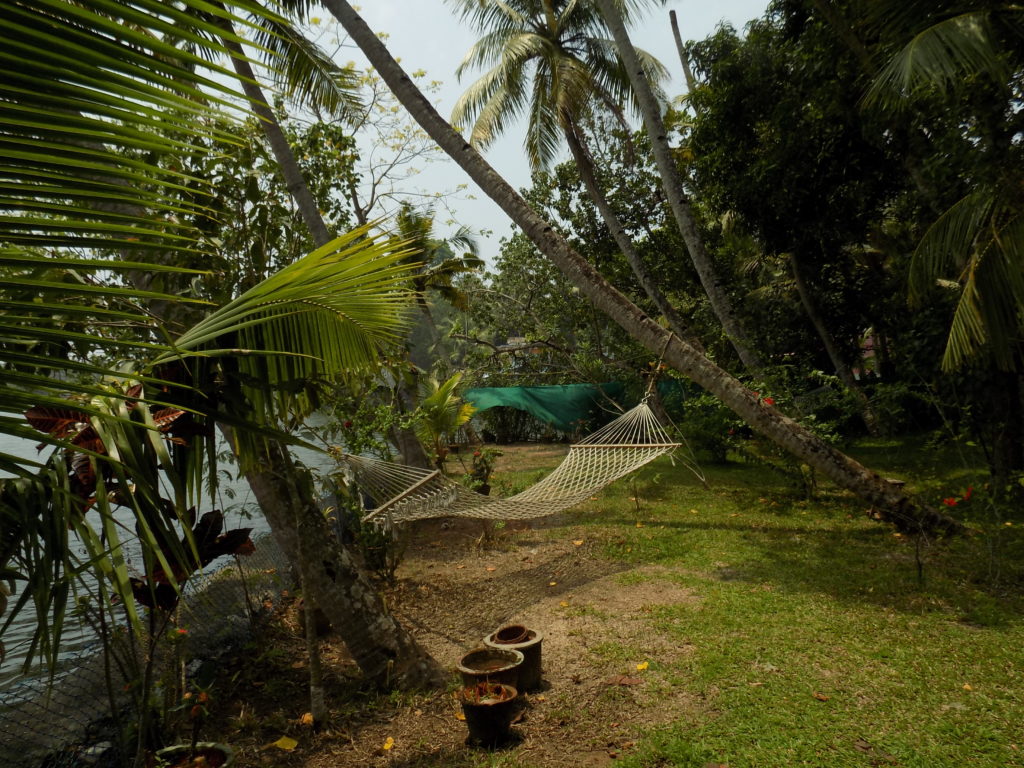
465,447,503,493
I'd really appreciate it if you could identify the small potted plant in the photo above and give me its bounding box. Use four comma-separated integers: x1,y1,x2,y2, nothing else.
457,681,518,747
156,685,234,767
466,447,502,496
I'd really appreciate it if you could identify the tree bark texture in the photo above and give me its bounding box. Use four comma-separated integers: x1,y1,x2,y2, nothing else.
668,10,697,94
594,0,763,370
322,0,961,535
237,437,444,689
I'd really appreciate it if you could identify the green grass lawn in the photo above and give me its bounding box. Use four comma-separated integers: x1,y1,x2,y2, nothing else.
526,437,1024,767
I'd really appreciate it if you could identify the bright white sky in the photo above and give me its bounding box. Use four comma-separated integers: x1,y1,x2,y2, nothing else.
337,0,770,261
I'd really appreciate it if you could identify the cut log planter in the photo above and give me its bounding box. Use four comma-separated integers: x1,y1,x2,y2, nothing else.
458,682,519,747
457,647,523,689
484,625,544,692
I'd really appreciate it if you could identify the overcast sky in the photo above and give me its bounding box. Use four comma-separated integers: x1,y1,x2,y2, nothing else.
336,1,770,261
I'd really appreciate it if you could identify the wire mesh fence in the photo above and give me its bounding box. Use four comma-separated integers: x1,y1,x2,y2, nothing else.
0,532,293,768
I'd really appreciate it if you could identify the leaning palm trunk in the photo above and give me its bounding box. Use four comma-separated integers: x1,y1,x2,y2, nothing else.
594,0,763,370
322,0,960,535
212,21,440,685
213,7,333,246
564,124,701,350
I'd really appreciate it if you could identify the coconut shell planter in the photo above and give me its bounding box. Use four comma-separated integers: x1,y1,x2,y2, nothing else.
483,624,544,692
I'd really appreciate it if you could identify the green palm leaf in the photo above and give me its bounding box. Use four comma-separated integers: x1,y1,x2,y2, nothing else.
866,11,1011,106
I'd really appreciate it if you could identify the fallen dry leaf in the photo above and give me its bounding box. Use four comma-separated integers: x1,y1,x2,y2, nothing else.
485,566,496,572
963,683,973,691
454,711,466,721
559,601,570,607
300,712,314,726
573,539,584,546
812,692,830,701
382,736,395,751
636,661,649,671
271,735,298,751
604,675,642,686
549,581,557,587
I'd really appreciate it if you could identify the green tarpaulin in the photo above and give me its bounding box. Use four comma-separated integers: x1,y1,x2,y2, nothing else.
463,383,625,433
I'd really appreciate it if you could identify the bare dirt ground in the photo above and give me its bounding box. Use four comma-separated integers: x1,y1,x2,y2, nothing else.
212,448,702,768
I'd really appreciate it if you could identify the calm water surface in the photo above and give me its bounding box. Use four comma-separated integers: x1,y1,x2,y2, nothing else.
0,428,334,691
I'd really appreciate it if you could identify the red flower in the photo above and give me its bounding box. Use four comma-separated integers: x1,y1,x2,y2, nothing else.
752,391,760,398
964,486,974,501
343,420,353,429
942,497,958,507
763,397,775,406
176,628,188,635
727,428,735,435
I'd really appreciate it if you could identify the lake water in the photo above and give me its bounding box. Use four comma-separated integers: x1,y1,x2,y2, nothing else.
0,427,335,690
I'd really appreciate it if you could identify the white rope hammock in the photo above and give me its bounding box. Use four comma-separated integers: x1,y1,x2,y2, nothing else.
335,400,679,523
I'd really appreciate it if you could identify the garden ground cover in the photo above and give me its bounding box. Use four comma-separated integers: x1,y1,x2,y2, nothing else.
203,439,1024,767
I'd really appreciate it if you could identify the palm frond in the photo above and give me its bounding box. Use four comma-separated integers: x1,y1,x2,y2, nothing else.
248,16,363,121
909,190,995,302
165,224,418,421
866,11,1007,107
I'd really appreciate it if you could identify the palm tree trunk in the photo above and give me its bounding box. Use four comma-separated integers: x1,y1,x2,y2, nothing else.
669,10,697,94
205,9,442,689
789,253,879,435
593,0,761,370
212,9,333,247
322,0,960,535
232,434,443,689
594,0,763,371
563,124,703,351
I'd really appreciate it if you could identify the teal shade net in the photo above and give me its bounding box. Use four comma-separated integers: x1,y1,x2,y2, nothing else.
463,383,625,433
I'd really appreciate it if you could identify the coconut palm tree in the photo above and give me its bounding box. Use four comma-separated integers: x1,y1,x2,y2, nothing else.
322,0,961,534
864,1,1024,373
593,0,763,368
0,0,442,690
448,0,706,349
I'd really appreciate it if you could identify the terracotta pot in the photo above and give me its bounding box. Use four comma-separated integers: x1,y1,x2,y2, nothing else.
458,682,518,747
155,742,234,768
457,647,523,688
483,626,543,692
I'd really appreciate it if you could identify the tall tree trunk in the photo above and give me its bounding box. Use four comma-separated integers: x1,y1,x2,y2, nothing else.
213,10,332,246
669,10,697,94
208,9,441,687
789,253,879,435
594,0,763,371
229,433,442,688
322,0,961,535
563,124,701,350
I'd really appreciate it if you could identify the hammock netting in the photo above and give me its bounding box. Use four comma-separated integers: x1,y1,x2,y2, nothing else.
336,400,679,523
